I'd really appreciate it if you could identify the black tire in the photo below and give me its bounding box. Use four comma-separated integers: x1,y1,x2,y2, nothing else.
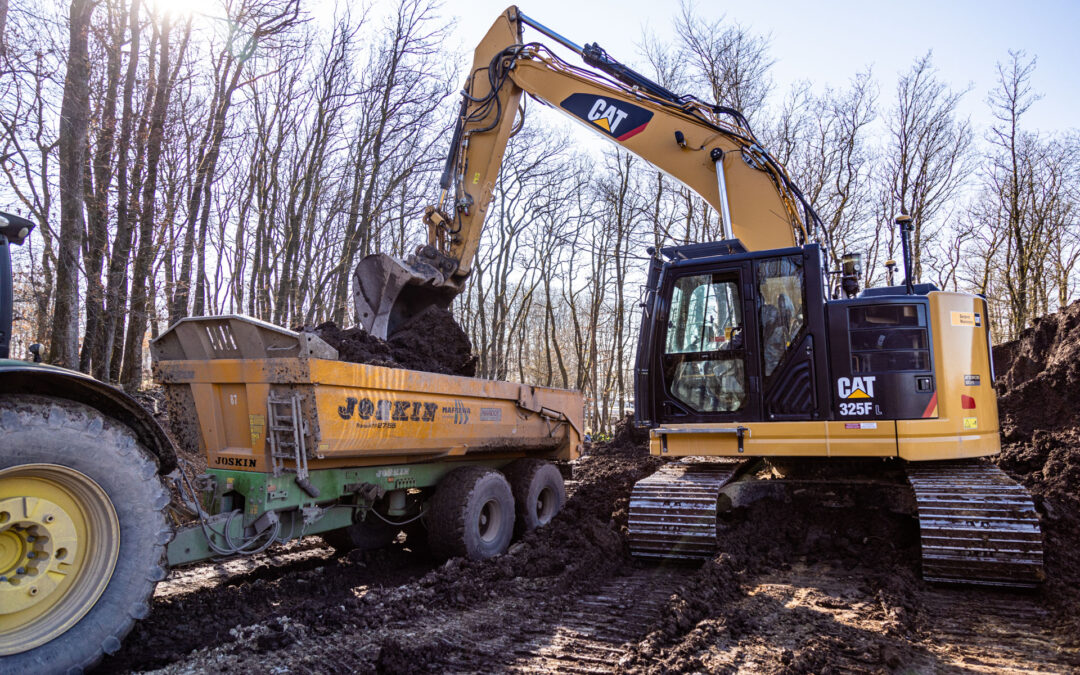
427,466,514,561
0,394,171,674
502,459,566,536
322,517,398,553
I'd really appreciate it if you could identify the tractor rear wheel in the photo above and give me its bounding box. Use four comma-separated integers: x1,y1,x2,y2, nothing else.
0,395,171,673
427,466,514,561
503,459,566,536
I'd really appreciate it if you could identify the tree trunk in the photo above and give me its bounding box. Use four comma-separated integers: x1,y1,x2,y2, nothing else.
79,0,124,374
121,13,176,389
50,0,96,368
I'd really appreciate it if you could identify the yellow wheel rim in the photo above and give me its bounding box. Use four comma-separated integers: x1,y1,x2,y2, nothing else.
0,464,120,655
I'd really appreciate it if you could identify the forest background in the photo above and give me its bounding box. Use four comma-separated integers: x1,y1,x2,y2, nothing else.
2,0,1077,431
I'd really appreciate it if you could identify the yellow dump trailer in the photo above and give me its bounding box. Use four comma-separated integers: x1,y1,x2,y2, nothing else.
152,316,583,564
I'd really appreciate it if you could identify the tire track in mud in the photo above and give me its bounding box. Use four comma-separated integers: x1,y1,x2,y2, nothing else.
401,566,693,674
916,587,1080,673
99,538,439,673
506,567,692,674
155,537,335,598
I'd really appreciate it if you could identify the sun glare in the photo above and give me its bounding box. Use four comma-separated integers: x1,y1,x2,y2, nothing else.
147,0,225,20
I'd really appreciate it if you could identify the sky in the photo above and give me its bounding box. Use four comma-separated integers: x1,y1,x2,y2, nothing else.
441,0,1080,139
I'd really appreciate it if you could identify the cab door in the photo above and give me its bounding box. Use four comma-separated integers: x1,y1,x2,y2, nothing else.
656,262,761,424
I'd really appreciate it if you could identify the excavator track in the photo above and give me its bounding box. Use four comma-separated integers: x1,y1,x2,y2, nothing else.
628,461,747,560
906,460,1044,589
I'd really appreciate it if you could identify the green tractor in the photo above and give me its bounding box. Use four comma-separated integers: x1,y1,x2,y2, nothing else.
0,212,176,673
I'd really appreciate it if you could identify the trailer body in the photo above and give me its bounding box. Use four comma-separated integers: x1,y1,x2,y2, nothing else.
151,316,583,565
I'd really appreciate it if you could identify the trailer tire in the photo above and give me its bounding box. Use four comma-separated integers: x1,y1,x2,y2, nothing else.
322,519,398,553
0,395,171,674
502,459,566,536
427,466,514,561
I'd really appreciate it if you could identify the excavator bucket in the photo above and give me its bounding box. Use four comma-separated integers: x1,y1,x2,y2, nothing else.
352,253,458,339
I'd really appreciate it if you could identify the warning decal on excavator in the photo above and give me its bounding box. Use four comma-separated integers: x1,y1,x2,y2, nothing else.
951,311,982,327
560,94,653,141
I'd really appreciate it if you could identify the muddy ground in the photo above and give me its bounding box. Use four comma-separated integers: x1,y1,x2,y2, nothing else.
100,305,1080,674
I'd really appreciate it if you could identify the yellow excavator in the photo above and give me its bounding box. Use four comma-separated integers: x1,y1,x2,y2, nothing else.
357,6,1043,588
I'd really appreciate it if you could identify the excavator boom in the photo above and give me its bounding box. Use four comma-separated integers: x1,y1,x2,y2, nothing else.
353,6,817,337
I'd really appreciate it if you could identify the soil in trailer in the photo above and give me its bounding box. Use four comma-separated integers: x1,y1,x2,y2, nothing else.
300,305,478,377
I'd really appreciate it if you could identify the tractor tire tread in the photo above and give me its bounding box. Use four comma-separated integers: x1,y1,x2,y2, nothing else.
0,395,171,674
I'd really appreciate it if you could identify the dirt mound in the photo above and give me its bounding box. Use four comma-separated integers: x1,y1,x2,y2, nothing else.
302,305,477,377
993,300,1080,644
595,414,650,454
993,300,1080,442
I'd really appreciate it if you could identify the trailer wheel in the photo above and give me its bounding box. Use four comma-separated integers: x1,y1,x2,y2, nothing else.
322,518,398,553
427,466,514,560
0,395,171,674
503,459,566,536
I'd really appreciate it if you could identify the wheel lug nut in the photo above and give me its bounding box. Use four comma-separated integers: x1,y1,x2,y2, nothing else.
26,552,34,559
26,536,35,543
16,567,25,575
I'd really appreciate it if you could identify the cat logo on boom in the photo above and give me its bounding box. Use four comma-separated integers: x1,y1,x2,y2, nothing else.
559,94,653,141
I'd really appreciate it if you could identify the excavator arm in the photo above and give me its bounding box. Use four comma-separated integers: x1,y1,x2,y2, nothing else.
354,6,821,338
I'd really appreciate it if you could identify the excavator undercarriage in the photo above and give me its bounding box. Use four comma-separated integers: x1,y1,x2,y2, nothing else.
906,461,1043,588
627,458,1045,590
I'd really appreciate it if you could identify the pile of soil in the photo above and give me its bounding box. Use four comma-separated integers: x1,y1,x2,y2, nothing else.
993,299,1080,642
301,305,477,377
598,413,651,454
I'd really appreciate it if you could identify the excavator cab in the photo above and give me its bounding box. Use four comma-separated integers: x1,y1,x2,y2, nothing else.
636,240,949,432
635,241,829,430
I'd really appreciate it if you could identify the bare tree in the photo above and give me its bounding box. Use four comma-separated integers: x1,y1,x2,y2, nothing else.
771,71,877,271
50,0,97,367
121,11,188,388
171,0,301,322
879,52,974,282
674,0,773,122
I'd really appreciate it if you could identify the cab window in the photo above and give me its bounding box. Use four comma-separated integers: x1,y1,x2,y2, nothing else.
757,256,805,377
664,274,746,413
